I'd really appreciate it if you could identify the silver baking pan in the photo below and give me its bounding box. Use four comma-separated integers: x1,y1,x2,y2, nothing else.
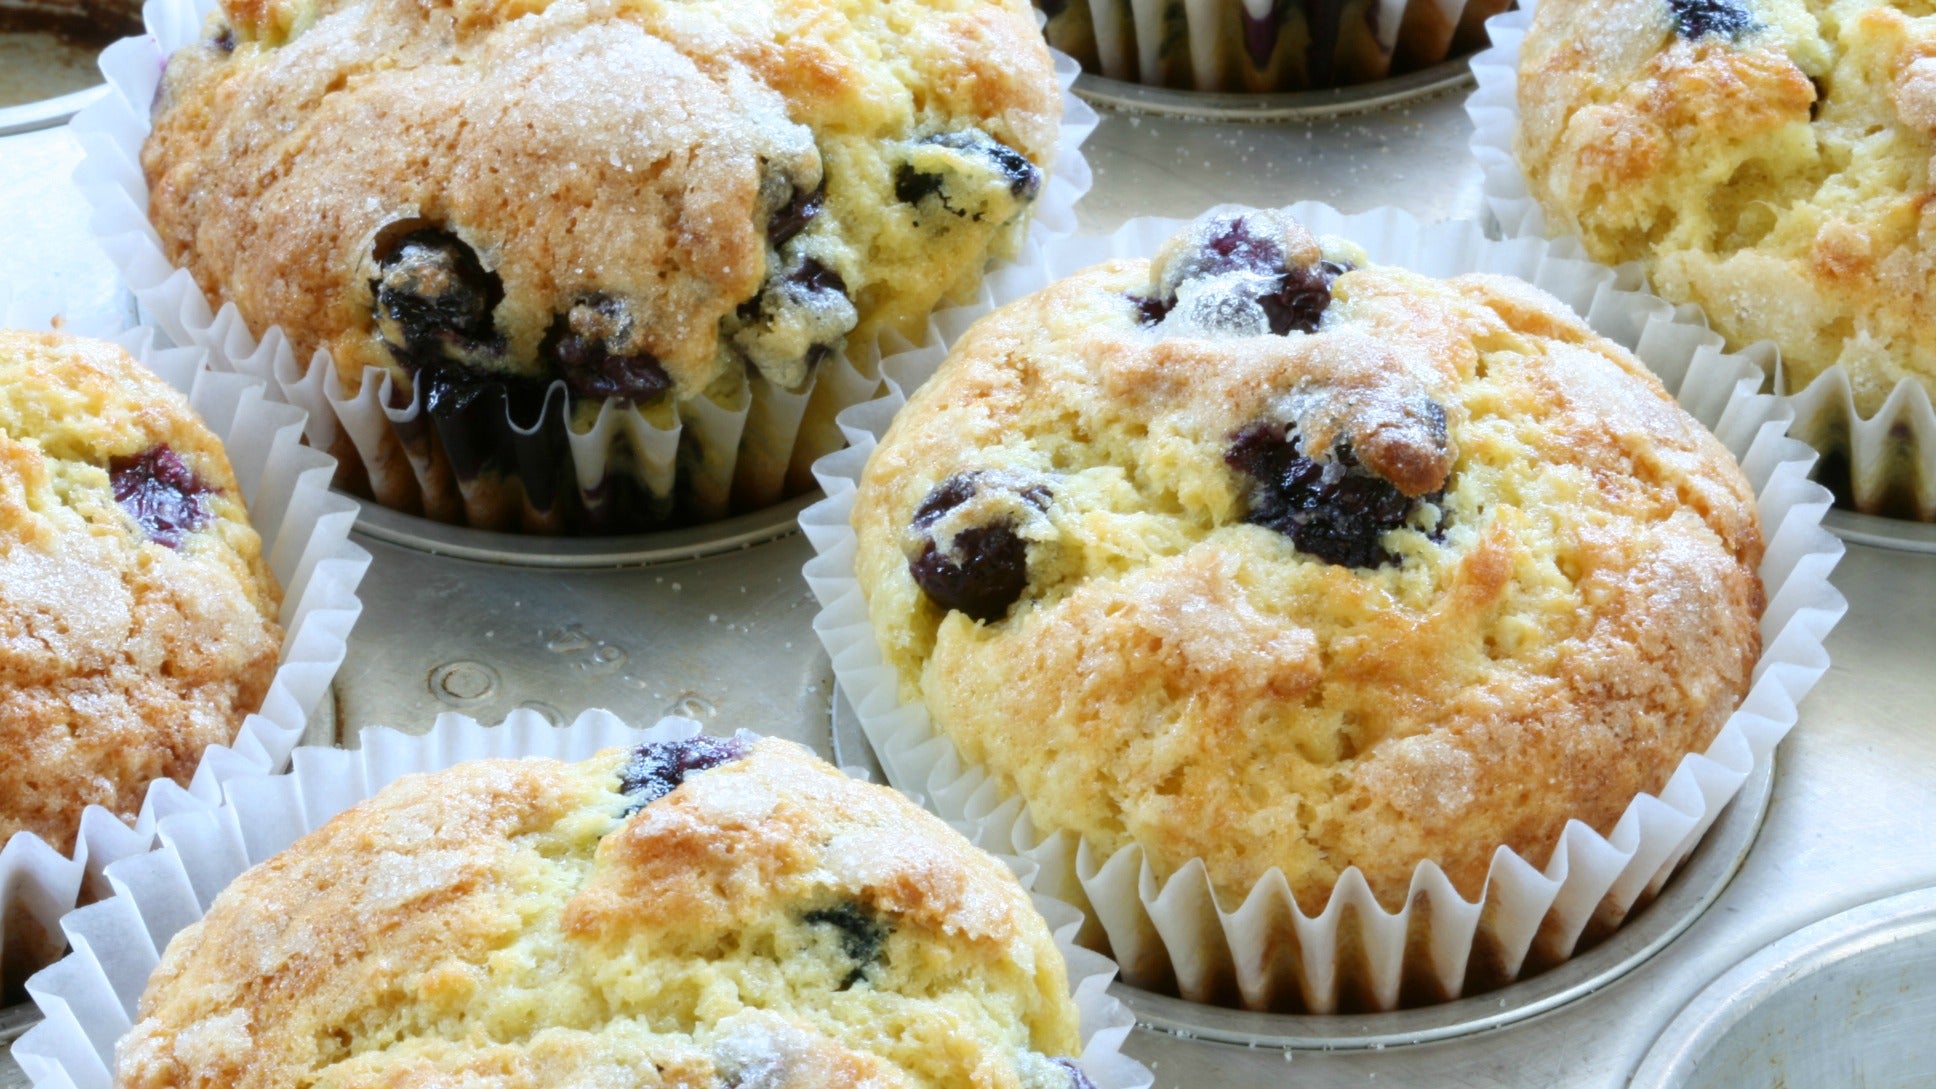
3,60,1936,1089
1630,886,1936,1088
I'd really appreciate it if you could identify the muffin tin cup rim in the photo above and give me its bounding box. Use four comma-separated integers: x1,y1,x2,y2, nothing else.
0,306,372,997
1464,0,1936,527
798,204,1849,1022
72,0,1100,535
1070,57,1476,122
9,711,1156,1089
1628,885,1936,1089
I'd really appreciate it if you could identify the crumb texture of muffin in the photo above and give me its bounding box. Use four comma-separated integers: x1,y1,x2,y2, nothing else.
141,0,1061,418
115,737,1090,1089
850,209,1766,913
1516,0,1936,413
0,330,282,851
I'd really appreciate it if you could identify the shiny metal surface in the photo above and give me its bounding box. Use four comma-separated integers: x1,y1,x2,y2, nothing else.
1630,887,1936,1089
2,66,1935,1089
1072,59,1474,121
1827,507,1936,554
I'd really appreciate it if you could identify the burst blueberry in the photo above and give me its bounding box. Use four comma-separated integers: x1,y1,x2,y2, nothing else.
1667,0,1756,39
111,445,213,548
1052,1058,1099,1089
371,226,501,360
1225,422,1435,569
618,735,750,815
803,902,890,989
543,294,674,404
895,131,1044,214
907,472,1050,622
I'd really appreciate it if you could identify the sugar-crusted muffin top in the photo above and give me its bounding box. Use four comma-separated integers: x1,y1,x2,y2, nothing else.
142,0,1060,422
116,736,1092,1089
850,209,1765,911
0,330,282,851
1517,0,1936,413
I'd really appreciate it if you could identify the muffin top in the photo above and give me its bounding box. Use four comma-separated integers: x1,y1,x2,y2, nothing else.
142,0,1060,420
116,736,1091,1089
851,209,1765,911
1517,0,1936,413
0,330,282,851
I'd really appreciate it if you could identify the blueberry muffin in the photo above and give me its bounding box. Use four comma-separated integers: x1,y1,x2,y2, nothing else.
142,0,1061,527
0,330,282,853
850,208,1765,912
1517,0,1936,415
115,735,1096,1089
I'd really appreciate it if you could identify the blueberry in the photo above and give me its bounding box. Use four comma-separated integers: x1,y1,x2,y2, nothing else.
802,902,890,989
768,181,825,250
1052,1058,1099,1089
1142,215,1350,338
371,226,501,361
618,735,750,815
1257,260,1349,336
542,295,673,404
1667,0,1756,38
907,472,1051,622
895,131,1044,216
1192,215,1286,279
212,25,235,51
1225,422,1438,569
110,445,213,548
1129,294,1174,325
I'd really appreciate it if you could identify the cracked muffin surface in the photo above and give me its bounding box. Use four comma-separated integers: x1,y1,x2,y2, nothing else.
0,330,281,852
850,209,1765,912
116,736,1092,1089
1517,0,1936,412
142,0,1060,417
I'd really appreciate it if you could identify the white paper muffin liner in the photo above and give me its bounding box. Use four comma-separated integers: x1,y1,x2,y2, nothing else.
798,204,1849,1013
10,711,1152,1089
1466,0,1936,521
70,0,1098,533
0,304,370,996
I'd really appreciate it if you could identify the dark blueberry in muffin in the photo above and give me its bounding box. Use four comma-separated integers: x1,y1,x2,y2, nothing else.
618,734,750,814
1193,215,1288,278
1667,0,1756,39
110,445,212,548
768,182,825,250
211,25,236,52
895,130,1044,215
543,294,674,404
1225,422,1436,569
1147,215,1350,336
1129,293,1174,325
908,472,1052,623
787,258,846,299
802,902,890,989
1051,1057,1099,1089
1257,260,1349,336
371,225,502,360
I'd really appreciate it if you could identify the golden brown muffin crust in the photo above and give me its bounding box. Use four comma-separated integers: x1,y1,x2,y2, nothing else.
116,738,1085,1089
0,330,282,852
851,212,1764,912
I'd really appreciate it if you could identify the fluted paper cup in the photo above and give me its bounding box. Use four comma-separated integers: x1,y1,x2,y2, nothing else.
11,711,1152,1089
800,204,1848,1013
0,304,369,997
1466,0,1936,521
70,0,1099,533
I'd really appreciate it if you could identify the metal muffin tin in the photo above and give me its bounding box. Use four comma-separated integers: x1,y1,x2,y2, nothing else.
1630,886,1936,1088
3,51,1936,1089
1072,57,1476,122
